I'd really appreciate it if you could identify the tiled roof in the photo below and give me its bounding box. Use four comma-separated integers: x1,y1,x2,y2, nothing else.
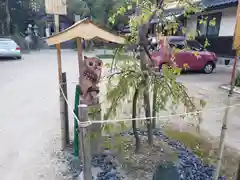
201,0,238,8
164,0,238,17
164,7,184,16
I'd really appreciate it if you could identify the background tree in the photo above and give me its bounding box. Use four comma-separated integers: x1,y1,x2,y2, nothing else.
67,0,90,20
0,0,43,35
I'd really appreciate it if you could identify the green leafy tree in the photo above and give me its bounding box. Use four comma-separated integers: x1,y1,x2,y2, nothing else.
67,0,90,20
0,0,42,35
104,0,208,152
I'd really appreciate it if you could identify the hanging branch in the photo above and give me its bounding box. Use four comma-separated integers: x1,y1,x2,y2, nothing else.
110,45,124,72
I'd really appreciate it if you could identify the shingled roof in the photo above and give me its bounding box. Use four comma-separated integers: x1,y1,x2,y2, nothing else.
201,0,238,9
164,0,238,17
164,7,185,17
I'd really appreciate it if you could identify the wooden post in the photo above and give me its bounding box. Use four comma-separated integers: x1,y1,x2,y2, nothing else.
53,13,66,150
60,89,67,150
213,94,233,180
54,14,62,84
88,104,102,156
62,72,70,145
214,2,240,178
56,44,63,84
233,0,240,50
76,37,83,80
78,104,92,180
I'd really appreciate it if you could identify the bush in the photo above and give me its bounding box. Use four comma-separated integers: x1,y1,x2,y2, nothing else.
235,70,240,87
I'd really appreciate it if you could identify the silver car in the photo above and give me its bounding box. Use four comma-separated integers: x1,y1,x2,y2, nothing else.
0,38,21,59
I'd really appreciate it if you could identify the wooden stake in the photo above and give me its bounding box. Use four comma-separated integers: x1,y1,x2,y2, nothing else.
62,72,70,145
213,52,239,180
213,94,232,180
78,104,92,180
76,37,83,83
60,89,66,150
54,14,62,84
88,104,102,156
53,14,66,150
233,0,240,50
56,43,62,83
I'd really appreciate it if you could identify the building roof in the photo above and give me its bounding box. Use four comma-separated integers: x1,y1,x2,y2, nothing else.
164,7,185,17
165,0,238,16
201,0,238,9
45,18,125,45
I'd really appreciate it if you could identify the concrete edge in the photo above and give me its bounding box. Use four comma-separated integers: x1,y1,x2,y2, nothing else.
219,85,240,94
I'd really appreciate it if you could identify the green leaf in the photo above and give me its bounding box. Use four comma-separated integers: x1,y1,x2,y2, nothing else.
127,5,132,10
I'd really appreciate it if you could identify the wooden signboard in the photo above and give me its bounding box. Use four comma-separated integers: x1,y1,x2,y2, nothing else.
45,0,67,15
233,0,240,50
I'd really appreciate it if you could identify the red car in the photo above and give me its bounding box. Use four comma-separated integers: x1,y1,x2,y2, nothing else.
151,36,218,74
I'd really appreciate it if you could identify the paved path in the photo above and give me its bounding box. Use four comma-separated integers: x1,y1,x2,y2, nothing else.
0,50,98,180
176,67,240,151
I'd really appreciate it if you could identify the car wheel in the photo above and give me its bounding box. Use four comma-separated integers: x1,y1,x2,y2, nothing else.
16,56,22,60
203,62,214,74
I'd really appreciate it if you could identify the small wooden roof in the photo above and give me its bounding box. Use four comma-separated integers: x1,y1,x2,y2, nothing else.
45,18,126,45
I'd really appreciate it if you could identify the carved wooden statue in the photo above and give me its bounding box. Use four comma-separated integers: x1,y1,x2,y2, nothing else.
79,55,103,155
80,56,103,105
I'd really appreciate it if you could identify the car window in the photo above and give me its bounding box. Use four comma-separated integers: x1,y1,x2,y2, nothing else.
0,39,17,48
186,40,204,51
169,41,185,50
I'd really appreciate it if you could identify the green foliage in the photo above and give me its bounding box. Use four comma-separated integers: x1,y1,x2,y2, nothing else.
67,0,90,18
88,106,101,119
78,0,125,28
103,55,205,135
103,0,207,149
204,38,210,48
209,17,216,27
104,58,142,120
0,0,43,35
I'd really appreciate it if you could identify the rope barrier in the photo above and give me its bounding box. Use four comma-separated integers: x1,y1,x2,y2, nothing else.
59,83,240,128
59,84,92,127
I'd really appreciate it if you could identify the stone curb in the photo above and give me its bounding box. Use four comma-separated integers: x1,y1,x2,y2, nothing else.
219,85,240,94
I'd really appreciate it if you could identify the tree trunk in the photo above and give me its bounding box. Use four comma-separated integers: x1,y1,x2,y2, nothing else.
5,0,10,35
132,88,140,153
139,47,153,146
136,0,153,146
152,84,157,129
143,87,153,146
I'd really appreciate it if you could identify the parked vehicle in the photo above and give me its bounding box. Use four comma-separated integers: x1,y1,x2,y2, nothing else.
151,36,217,74
0,38,21,59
